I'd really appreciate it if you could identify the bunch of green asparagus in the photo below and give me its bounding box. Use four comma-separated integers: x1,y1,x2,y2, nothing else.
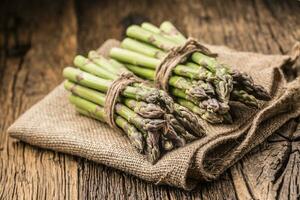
109,21,271,123
63,52,205,163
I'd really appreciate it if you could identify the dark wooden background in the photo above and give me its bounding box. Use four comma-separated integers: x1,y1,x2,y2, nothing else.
1,0,300,199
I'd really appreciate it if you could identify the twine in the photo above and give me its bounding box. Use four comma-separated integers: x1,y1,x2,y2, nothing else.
155,37,217,91
104,73,142,131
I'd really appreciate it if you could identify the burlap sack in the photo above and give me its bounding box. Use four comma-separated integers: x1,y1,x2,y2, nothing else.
8,39,300,190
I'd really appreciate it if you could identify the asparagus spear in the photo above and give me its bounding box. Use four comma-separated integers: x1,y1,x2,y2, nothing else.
88,51,129,75
125,24,233,103
64,80,165,119
165,113,197,141
231,70,271,100
121,38,166,59
123,22,270,105
158,21,186,44
122,98,164,119
186,62,260,107
63,67,163,104
65,72,178,163
231,90,259,108
173,103,205,137
111,46,209,80
73,55,175,110
127,25,175,51
124,62,226,123
176,98,224,123
145,130,161,163
72,95,162,163
64,79,165,133
158,21,270,100
64,67,204,140
162,123,186,147
123,62,231,114
143,22,184,44
87,55,207,136
110,48,211,99
69,95,145,153
68,88,164,163
121,38,216,81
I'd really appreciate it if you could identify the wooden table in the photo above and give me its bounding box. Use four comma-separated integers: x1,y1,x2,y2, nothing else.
1,0,299,199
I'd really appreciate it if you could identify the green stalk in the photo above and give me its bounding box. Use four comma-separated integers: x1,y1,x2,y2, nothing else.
158,21,270,100
159,21,186,44
110,47,159,69
75,106,104,122
231,90,259,108
121,38,166,59
125,63,155,81
88,51,129,75
122,98,164,119
64,80,164,119
145,131,160,164
122,63,230,117
71,96,106,121
63,67,162,103
63,66,111,93
64,80,165,134
125,24,233,103
110,50,210,99
141,22,215,66
141,22,161,34
74,55,118,80
141,22,182,45
173,103,206,137
165,113,197,141
176,98,223,123
126,25,175,51
69,95,145,152
124,62,194,92
123,63,210,104
186,62,260,106
64,80,106,105
170,87,199,104
78,55,175,109
112,45,211,80
114,103,165,133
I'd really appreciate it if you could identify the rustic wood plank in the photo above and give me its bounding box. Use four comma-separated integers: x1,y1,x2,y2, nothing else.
231,119,300,200
0,0,299,199
0,0,78,199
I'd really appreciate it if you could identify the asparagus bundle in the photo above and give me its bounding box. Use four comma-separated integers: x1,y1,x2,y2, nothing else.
63,52,205,163
109,21,271,123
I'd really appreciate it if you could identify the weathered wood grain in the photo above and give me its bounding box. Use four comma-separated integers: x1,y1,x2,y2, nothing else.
0,0,78,199
0,0,299,199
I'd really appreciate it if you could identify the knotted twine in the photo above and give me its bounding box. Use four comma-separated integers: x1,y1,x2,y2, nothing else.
103,72,142,131
155,37,217,91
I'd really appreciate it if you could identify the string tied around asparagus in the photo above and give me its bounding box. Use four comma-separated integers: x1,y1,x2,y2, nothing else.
155,37,217,92
104,72,143,131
